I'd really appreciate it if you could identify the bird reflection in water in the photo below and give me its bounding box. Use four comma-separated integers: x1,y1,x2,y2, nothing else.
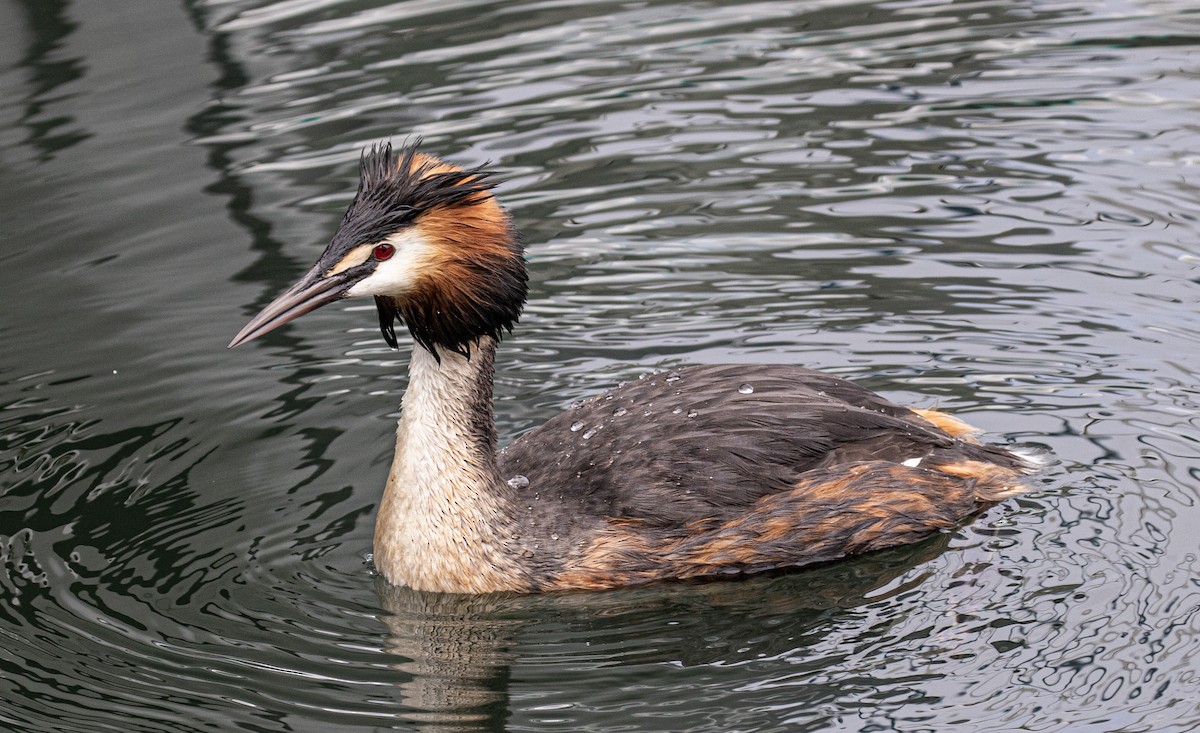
372,532,965,730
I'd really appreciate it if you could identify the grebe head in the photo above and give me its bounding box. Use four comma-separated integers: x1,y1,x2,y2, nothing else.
229,142,526,357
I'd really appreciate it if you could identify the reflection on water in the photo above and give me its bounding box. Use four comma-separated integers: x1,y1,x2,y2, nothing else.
377,535,956,731
1,0,1199,730
379,584,516,729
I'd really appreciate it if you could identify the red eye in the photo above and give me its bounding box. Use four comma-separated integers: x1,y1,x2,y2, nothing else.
373,243,395,261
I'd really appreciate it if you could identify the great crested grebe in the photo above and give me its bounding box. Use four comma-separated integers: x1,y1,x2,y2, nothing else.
230,142,1029,594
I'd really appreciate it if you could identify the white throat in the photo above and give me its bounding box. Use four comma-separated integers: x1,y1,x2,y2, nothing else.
372,338,525,593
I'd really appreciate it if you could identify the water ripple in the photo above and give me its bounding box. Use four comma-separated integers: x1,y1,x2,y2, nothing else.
4,0,1200,730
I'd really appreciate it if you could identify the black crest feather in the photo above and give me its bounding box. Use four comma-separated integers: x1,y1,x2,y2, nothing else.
332,140,499,254
338,140,526,358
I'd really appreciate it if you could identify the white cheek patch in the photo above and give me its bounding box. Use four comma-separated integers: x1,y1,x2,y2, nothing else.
345,229,435,298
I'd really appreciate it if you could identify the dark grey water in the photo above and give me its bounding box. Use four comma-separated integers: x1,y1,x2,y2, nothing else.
2,0,1199,730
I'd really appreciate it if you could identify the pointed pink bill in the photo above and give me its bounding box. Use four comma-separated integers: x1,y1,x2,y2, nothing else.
228,267,355,348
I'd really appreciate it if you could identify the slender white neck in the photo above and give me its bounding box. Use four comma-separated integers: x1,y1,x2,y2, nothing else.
372,337,526,593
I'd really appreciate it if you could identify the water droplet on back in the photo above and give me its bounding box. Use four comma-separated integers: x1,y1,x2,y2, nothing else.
738,383,754,394
613,406,627,416
666,371,681,382
687,409,698,418
570,421,584,432
582,428,598,439
507,474,530,489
